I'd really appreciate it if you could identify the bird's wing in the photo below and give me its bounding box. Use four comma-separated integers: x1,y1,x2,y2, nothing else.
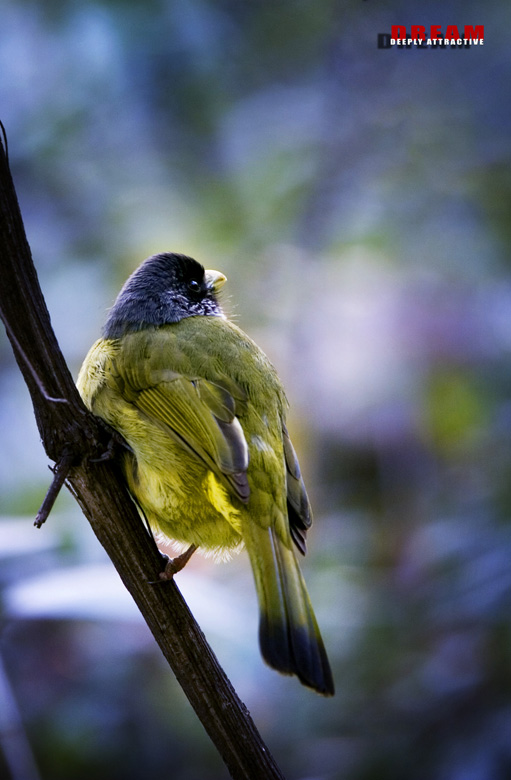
282,423,313,555
109,357,250,503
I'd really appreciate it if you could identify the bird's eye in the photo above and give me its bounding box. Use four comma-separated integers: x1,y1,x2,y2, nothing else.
187,280,202,294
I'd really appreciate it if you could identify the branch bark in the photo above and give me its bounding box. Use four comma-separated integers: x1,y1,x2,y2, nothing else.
0,130,285,780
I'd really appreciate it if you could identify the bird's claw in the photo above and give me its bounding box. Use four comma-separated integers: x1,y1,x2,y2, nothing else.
157,544,197,581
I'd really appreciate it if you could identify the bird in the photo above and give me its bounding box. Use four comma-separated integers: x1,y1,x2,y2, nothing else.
77,252,334,696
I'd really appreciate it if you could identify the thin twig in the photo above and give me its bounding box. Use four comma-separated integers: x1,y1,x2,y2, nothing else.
34,448,76,527
0,120,8,163
0,310,69,404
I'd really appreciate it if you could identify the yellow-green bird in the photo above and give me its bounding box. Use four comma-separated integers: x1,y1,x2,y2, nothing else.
77,252,334,696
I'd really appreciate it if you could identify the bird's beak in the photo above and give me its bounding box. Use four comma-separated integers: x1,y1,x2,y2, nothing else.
205,269,227,293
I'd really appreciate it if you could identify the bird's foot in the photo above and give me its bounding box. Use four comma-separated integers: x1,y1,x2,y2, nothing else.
159,544,197,580
89,424,132,463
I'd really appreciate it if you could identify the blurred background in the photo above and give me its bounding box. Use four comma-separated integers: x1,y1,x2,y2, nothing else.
1,0,510,778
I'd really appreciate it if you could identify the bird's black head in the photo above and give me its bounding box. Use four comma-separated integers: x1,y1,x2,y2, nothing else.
103,253,226,338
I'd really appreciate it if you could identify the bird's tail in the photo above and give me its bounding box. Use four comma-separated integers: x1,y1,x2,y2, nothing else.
243,521,334,696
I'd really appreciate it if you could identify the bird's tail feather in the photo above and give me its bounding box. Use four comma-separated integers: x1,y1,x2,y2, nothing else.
244,522,334,696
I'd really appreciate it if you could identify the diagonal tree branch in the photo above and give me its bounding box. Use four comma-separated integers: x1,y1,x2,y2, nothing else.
0,127,285,780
